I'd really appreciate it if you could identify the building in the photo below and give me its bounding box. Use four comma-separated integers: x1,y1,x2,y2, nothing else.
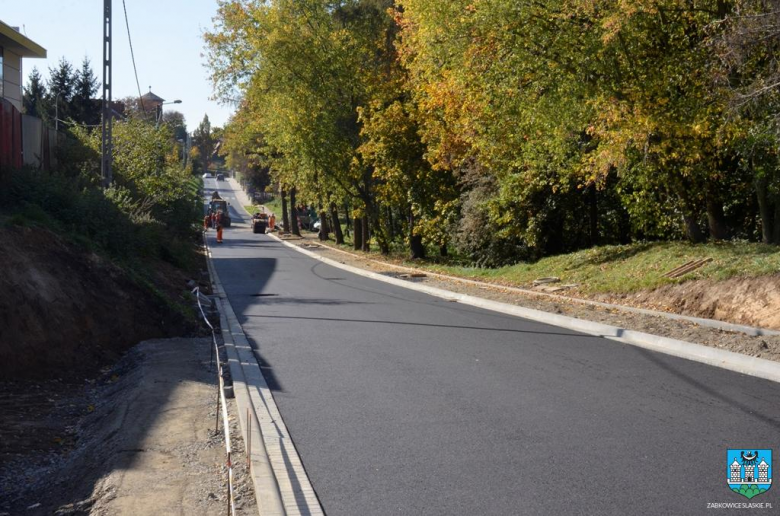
0,20,47,169
0,20,46,111
140,90,165,114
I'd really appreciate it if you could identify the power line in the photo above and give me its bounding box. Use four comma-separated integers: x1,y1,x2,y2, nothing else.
121,0,146,112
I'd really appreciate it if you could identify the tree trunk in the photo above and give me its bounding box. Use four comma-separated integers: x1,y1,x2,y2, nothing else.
318,209,329,241
290,187,301,237
281,189,290,235
676,182,706,244
362,214,370,252
588,184,599,246
755,177,773,244
331,203,344,245
440,244,448,257
354,217,363,250
706,194,730,241
774,202,780,245
369,207,389,255
386,206,395,241
409,210,425,259
410,235,425,259
682,213,706,244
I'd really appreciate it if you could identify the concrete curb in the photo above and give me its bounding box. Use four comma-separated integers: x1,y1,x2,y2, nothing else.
269,233,780,385
205,241,285,516
218,299,286,516
205,232,324,516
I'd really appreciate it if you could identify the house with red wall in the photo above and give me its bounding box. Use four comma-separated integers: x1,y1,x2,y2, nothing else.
0,20,46,169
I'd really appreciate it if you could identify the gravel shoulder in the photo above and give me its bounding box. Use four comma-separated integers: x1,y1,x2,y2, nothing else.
0,337,255,516
284,234,780,363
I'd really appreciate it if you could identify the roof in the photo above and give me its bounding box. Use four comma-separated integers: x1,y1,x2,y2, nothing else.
0,20,46,58
140,91,165,103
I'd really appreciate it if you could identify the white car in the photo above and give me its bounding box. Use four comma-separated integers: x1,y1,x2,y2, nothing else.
202,173,211,178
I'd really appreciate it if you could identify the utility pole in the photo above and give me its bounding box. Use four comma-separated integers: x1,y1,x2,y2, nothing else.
101,0,113,187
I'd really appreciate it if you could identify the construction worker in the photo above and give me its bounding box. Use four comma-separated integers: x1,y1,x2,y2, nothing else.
203,213,210,231
216,211,224,243
269,213,276,231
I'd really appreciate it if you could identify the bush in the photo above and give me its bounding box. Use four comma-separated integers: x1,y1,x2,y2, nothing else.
0,166,200,267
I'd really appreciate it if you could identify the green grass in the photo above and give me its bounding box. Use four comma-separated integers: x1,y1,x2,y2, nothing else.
420,241,780,295
262,198,283,217
245,198,282,218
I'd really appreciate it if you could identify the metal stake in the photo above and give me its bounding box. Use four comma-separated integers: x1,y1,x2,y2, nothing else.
215,385,221,434
247,408,252,467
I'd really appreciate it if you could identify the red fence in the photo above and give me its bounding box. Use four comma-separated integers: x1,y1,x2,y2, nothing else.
0,98,23,169
0,98,56,170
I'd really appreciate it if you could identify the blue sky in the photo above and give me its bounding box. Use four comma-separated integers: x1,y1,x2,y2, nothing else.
4,0,235,129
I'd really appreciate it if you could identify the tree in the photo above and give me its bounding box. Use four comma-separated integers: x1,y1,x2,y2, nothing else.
23,67,47,118
192,114,215,172
206,0,400,252
163,110,188,141
205,0,780,268
48,57,77,122
73,57,100,125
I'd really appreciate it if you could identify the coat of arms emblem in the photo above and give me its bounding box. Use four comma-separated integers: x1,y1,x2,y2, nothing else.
728,449,772,499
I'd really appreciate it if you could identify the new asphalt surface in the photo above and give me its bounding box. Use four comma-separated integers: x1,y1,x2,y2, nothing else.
205,178,780,515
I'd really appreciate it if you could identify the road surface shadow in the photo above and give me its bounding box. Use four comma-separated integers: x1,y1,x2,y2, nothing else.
245,297,371,306
242,313,599,338
635,347,780,429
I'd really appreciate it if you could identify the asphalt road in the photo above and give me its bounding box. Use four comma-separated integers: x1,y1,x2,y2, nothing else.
204,178,780,515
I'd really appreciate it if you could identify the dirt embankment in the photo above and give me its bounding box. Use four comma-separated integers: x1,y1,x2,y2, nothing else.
600,274,780,330
0,225,197,381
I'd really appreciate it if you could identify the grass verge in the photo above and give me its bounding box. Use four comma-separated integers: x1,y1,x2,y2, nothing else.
422,241,780,294
305,234,780,296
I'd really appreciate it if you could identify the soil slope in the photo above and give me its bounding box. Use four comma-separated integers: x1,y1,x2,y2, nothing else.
600,274,780,330
0,225,191,380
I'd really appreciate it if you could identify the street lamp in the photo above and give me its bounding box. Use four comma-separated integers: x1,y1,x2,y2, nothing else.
54,91,62,132
156,99,182,125
177,135,190,168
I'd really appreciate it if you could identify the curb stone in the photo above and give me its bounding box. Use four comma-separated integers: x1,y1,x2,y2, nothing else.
205,226,324,516
217,299,285,516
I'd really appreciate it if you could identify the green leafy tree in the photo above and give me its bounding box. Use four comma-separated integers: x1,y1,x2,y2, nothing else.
192,114,215,172
162,110,188,141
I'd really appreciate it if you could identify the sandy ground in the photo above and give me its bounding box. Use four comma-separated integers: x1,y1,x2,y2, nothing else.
282,233,780,363
0,338,256,516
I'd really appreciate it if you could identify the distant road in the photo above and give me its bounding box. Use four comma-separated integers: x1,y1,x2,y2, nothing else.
205,177,780,515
